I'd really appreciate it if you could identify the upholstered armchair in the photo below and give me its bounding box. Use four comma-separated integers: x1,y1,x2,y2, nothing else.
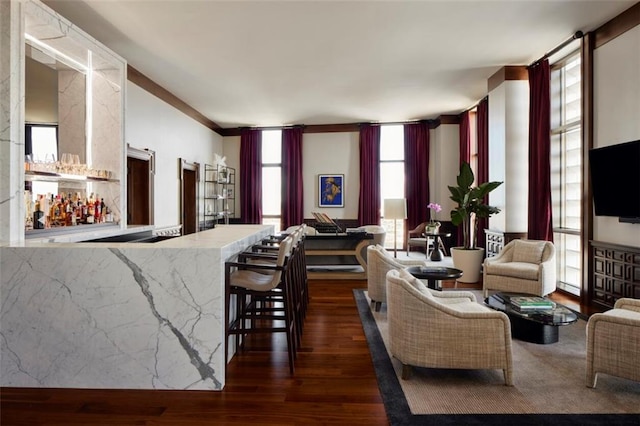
356,225,386,262
483,239,556,298
586,298,640,388
386,269,513,385
367,244,427,312
406,222,428,255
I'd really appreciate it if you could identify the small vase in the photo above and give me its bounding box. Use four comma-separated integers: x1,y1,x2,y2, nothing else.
425,222,440,234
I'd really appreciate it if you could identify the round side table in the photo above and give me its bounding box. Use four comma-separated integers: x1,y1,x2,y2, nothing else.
406,266,463,290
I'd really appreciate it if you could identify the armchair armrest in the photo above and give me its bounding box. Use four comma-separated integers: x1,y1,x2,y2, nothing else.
588,309,640,332
615,298,640,313
429,289,476,303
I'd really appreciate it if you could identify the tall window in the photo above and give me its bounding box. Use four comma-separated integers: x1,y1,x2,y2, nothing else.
380,125,405,249
550,51,582,296
262,129,282,232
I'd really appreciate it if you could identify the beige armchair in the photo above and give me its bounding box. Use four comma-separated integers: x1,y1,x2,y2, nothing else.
386,269,513,385
586,298,640,388
356,225,386,262
483,239,556,298
367,244,427,312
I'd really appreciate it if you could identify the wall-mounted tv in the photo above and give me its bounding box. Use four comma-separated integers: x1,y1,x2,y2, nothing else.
589,139,640,223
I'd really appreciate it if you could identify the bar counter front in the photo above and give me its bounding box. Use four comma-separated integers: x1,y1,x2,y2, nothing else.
0,224,273,391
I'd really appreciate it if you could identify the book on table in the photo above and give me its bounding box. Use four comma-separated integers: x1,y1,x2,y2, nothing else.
509,296,555,310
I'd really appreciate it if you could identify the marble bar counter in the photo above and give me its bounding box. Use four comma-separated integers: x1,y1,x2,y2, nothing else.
0,224,274,391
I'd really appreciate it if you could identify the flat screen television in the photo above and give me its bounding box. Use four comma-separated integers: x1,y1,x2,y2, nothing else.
589,139,640,223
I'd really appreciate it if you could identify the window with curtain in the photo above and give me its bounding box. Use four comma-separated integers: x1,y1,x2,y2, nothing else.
380,125,405,249
262,129,282,233
550,50,582,296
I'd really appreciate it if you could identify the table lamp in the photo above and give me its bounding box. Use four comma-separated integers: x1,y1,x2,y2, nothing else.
383,198,407,258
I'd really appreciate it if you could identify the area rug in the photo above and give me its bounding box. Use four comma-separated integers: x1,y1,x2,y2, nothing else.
354,289,640,426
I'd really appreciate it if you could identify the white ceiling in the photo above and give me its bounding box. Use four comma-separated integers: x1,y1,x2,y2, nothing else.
43,0,635,129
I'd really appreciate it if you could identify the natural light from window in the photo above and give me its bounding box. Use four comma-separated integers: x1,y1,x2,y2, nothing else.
262,129,282,233
380,125,405,250
551,51,582,296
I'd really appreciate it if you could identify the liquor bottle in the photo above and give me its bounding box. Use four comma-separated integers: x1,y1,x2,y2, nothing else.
100,198,106,223
86,193,95,224
94,193,101,223
43,194,51,229
33,196,44,229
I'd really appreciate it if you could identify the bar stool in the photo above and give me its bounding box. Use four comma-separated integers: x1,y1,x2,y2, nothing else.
225,236,297,374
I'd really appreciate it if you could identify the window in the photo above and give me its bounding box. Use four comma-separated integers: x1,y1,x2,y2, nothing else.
380,125,405,249
550,51,582,296
26,124,59,198
262,129,282,232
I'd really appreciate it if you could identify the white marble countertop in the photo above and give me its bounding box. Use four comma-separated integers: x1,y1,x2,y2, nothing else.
8,225,154,246
10,224,272,249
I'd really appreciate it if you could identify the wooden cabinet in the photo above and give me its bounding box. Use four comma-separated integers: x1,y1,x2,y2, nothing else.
484,230,527,257
591,241,640,309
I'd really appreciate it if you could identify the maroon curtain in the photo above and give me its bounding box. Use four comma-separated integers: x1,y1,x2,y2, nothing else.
528,60,554,241
404,121,430,232
240,128,262,224
358,124,381,225
457,111,472,245
476,97,490,250
459,111,471,166
281,127,304,230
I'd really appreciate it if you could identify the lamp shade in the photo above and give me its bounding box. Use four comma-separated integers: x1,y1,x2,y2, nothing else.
383,198,407,220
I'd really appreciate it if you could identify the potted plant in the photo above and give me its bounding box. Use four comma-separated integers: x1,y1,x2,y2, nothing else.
448,162,502,282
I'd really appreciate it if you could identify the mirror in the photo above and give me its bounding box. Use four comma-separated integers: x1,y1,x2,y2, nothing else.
25,43,87,163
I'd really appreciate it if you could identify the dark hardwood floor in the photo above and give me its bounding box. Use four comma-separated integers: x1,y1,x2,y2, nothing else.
1,280,388,426
0,276,592,425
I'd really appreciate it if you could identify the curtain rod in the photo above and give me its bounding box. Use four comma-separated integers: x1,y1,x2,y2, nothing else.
529,31,584,67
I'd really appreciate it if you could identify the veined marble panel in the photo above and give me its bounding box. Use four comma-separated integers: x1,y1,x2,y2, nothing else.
1,225,274,390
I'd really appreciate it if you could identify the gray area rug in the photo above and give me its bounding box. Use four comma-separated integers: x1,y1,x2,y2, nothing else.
354,289,640,425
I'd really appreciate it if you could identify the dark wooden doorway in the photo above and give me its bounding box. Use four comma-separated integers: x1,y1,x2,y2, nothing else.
180,159,199,235
126,146,154,225
127,157,150,225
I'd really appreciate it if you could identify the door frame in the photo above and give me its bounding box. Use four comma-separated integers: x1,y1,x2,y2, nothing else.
127,144,155,225
179,158,200,234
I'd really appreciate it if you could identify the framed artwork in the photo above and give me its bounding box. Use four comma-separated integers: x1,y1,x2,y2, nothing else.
318,174,344,207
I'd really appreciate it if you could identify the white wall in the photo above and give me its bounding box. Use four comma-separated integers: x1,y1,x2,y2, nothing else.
593,24,640,247
126,82,223,227
302,132,360,219
430,124,459,222
488,80,529,233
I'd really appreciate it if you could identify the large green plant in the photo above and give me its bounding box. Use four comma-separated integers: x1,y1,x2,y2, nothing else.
448,162,503,250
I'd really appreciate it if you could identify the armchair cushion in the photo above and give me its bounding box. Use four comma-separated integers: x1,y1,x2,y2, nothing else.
484,262,540,281
512,239,545,264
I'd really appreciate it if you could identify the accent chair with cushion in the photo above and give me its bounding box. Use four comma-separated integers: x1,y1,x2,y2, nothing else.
386,269,513,385
483,239,556,298
586,297,640,388
356,225,386,262
367,244,427,312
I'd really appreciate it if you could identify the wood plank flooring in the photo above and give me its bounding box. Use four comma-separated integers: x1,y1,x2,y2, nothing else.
0,280,388,426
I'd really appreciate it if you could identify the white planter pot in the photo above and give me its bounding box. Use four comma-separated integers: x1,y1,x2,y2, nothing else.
451,247,485,283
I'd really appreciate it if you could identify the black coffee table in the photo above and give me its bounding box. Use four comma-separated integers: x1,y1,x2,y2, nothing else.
485,292,578,344
406,266,463,290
